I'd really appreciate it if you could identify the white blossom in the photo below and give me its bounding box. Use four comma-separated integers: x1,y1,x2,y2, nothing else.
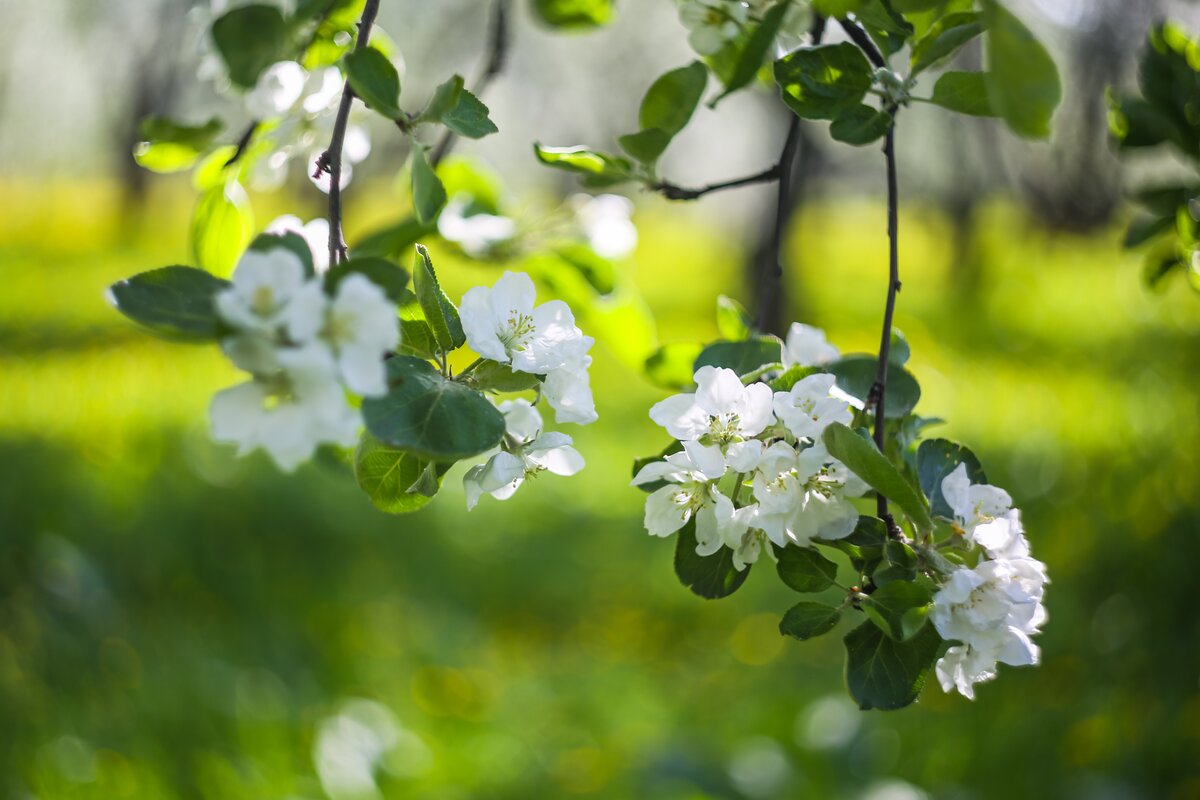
941,463,1012,536
650,366,774,471
631,441,736,543
284,274,399,398
782,322,840,368
542,353,599,425
771,373,854,442
460,271,593,376
215,247,308,334
210,343,359,471
463,400,585,509
267,214,331,274
679,0,748,56
438,195,517,258
573,193,637,259
749,441,861,547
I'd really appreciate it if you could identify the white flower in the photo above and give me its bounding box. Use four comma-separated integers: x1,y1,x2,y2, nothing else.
210,343,359,471
631,441,735,542
679,0,747,55
542,353,599,425
246,61,308,119
749,441,861,547
267,214,331,274
782,322,839,368
573,193,637,259
649,366,773,471
460,271,591,375
463,400,585,509
972,509,1032,560
215,247,308,334
771,373,854,442
284,274,399,397
931,557,1048,698
941,463,1012,535
438,195,516,258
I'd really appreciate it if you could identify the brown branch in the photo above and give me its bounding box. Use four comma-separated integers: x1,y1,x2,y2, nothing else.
651,164,783,201
429,0,510,168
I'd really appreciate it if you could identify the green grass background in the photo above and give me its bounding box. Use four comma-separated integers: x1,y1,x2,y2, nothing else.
1,179,1198,799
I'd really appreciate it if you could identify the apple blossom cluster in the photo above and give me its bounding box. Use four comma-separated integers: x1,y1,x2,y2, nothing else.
209,244,398,471
633,364,868,570
931,465,1049,699
677,0,812,58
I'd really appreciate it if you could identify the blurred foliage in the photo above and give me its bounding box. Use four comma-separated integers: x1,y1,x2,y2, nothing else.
1,180,1199,799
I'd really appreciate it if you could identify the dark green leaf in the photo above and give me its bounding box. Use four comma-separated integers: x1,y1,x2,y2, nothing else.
844,619,943,710
467,360,543,392
694,339,783,376
441,85,498,139
780,602,843,641
639,62,708,139
396,288,438,359
413,244,464,352
830,105,893,146
361,357,505,459
645,343,704,391
345,46,404,119
674,519,750,599
855,0,915,56
712,2,791,104
617,129,673,164
324,256,410,302
411,146,447,224
212,4,289,88
928,71,995,117
981,0,1061,139
823,423,934,533
1107,95,1186,150
774,43,875,120
424,75,464,122
1123,213,1175,249
775,545,839,593
826,355,921,418
910,12,985,75
916,438,986,518
768,365,823,392
531,0,615,29
353,432,445,514
888,329,910,365
632,440,685,493
108,266,230,341
863,580,933,641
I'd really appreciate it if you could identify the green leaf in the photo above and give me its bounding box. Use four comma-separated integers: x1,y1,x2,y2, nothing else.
855,0,915,56
768,365,823,392
533,144,636,187
826,355,921,419
775,544,839,593
715,295,755,340
425,76,498,139
928,71,995,117
844,619,943,710
645,343,704,391
1107,95,1185,150
248,232,315,277
823,423,934,533
712,2,791,104
192,182,254,277
211,4,289,88
353,432,445,514
412,244,465,353
910,11,985,75
674,519,750,599
353,216,435,259
916,438,986,518
617,130,673,164
1123,213,1175,249
133,117,224,173
980,0,1061,139
361,357,505,460
424,75,464,122
780,602,843,641
411,146,447,224
639,62,708,139
531,0,615,28
324,256,410,303
631,440,685,493
888,329,910,365
693,339,783,376
774,43,875,120
108,266,230,341
396,289,438,359
466,361,543,392
344,46,404,119
551,243,618,294
830,105,893,146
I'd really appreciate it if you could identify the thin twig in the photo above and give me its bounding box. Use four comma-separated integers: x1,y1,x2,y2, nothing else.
224,121,260,167
430,0,510,168
651,164,783,201
838,17,886,69
871,119,902,536
319,0,382,267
